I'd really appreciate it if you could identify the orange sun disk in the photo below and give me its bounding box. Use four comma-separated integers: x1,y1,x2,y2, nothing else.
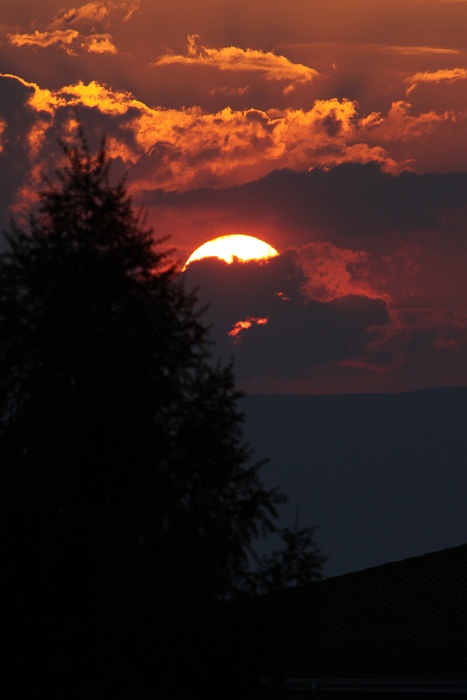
183,234,279,269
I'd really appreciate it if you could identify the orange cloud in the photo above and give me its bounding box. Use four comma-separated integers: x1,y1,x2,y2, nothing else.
360,101,454,143
9,163,44,223
0,73,58,114
383,45,461,55
152,35,319,94
8,29,80,55
125,98,401,190
18,81,395,187
279,41,461,59
229,316,268,342
2,73,461,198
49,0,140,29
8,28,117,55
32,79,139,115
50,2,109,28
293,242,389,303
405,68,467,95
0,75,129,116
7,0,135,56
84,34,117,54
273,99,399,173
0,118,6,153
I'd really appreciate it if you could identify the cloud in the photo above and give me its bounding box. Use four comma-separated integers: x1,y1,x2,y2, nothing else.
209,85,250,97
1,0,466,395
182,253,467,394
123,98,406,191
383,45,461,55
183,253,391,391
0,74,128,117
1,74,466,251
143,164,467,321
84,34,117,54
346,308,467,393
50,2,110,28
0,118,6,153
8,28,117,55
184,246,390,336
49,0,140,29
8,29,81,54
282,41,461,56
405,68,467,95
1,68,466,394
0,75,55,238
7,0,138,56
3,75,400,187
293,242,388,303
152,35,319,94
1,69,463,203
360,100,454,143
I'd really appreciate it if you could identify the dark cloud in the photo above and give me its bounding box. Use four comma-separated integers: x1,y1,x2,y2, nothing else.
183,255,391,391
231,293,390,376
143,164,467,318
0,75,44,241
144,163,467,246
183,251,467,394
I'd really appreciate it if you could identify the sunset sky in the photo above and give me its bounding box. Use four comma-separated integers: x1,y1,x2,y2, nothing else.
1,0,467,394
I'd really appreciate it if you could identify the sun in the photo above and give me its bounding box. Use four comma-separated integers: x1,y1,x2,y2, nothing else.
184,234,279,269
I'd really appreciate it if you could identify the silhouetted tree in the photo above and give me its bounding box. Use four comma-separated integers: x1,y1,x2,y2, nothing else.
249,515,325,594
0,130,323,697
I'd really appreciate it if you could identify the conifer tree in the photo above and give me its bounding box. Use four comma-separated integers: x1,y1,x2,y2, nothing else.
0,129,323,696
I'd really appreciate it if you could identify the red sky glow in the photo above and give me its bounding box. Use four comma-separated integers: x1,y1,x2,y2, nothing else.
1,0,466,393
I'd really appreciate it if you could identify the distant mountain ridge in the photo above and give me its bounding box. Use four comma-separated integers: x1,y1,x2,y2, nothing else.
242,387,467,577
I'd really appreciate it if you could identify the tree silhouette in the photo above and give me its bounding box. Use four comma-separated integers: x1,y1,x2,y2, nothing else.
0,130,323,696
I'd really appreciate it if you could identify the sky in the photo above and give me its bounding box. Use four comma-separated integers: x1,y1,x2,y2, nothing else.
244,388,467,576
1,0,467,394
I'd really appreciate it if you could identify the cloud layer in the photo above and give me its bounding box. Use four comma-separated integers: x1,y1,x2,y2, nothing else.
7,0,139,56
184,252,467,394
0,72,460,203
152,35,319,94
1,0,466,394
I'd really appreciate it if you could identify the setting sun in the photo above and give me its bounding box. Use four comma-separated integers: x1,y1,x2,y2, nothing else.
184,234,279,268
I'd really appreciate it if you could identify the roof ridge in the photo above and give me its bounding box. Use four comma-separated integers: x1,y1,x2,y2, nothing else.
321,541,467,583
